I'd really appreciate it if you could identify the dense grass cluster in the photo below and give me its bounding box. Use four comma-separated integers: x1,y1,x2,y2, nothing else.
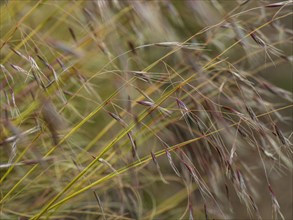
0,1,292,219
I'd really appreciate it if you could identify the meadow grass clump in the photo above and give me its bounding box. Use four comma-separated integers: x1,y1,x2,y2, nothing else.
0,1,292,219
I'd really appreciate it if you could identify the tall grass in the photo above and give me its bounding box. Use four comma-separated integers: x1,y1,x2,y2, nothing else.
0,1,292,219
